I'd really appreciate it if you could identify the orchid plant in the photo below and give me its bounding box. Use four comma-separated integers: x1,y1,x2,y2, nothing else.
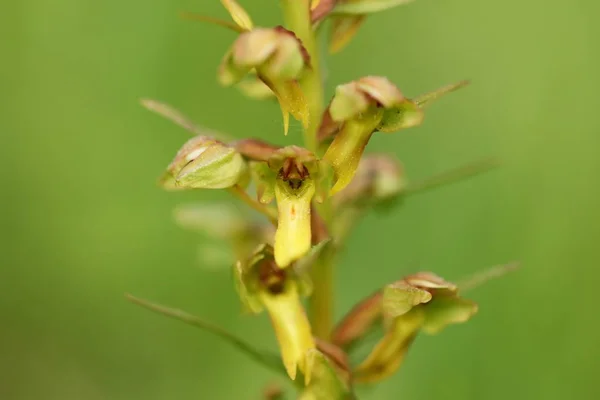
129,1,515,399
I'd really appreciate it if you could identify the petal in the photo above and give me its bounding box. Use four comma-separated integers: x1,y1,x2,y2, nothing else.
356,76,404,108
260,282,315,380
422,296,478,334
220,0,254,31
218,50,251,86
382,281,432,319
324,113,383,195
378,99,424,132
274,178,316,267
328,81,370,122
233,29,279,67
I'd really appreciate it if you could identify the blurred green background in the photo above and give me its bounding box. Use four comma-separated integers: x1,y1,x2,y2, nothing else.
2,0,599,399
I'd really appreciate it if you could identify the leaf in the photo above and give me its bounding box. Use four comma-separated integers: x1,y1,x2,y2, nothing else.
125,294,286,376
332,0,416,15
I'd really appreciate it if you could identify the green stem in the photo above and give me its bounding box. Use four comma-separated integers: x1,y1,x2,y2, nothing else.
280,0,331,339
309,246,335,340
280,0,323,152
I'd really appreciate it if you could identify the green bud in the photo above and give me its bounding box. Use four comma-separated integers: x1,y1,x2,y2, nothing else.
334,154,406,207
160,136,247,190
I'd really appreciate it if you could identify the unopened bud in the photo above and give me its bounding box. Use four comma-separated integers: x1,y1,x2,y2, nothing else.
335,154,406,207
160,136,247,190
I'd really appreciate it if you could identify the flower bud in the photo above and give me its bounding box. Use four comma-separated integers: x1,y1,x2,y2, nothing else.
334,154,406,207
328,0,416,53
219,27,311,134
234,245,316,381
268,146,319,267
160,136,247,190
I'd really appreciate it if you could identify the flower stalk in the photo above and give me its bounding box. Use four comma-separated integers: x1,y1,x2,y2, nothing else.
136,1,514,398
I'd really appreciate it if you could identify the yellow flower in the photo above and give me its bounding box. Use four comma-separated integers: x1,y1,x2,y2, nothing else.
234,245,316,381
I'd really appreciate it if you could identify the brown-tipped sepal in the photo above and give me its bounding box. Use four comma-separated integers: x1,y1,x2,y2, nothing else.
160,136,247,190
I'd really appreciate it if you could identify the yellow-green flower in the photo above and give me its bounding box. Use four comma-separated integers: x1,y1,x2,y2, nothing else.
268,147,319,268
219,27,311,134
234,245,316,381
322,77,469,195
332,272,478,384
